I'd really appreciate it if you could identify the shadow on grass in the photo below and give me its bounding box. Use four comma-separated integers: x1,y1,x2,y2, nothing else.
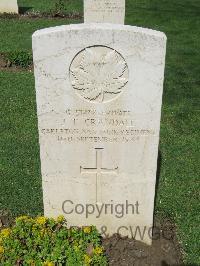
19,6,33,14
155,149,162,205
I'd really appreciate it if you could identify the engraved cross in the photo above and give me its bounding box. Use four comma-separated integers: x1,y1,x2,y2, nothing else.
80,148,118,204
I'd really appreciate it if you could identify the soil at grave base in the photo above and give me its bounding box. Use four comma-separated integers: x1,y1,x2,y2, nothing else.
0,12,83,20
0,55,33,72
102,219,184,266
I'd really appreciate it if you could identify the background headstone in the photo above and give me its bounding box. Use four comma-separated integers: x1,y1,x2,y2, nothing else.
84,0,125,24
0,0,18,13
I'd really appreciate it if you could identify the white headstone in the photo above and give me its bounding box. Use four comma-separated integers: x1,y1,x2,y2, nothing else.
0,0,18,13
84,0,125,24
33,18,166,246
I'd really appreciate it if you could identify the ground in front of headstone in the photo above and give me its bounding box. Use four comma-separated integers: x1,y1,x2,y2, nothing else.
103,218,183,266
0,211,183,265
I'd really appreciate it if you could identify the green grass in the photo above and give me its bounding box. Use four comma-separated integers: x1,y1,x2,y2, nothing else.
0,71,43,216
18,0,83,13
18,0,56,12
0,18,81,53
0,0,200,264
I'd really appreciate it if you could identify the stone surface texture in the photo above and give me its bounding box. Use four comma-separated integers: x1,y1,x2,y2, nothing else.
0,0,18,13
33,23,166,245
84,0,125,24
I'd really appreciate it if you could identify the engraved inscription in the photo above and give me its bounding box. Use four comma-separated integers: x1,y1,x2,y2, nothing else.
80,148,118,204
87,0,124,14
41,108,156,144
70,46,128,103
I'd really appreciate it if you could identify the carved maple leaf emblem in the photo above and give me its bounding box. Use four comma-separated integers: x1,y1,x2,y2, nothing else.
70,47,128,103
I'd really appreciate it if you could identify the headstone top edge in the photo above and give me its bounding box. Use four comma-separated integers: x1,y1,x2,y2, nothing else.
32,23,166,40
